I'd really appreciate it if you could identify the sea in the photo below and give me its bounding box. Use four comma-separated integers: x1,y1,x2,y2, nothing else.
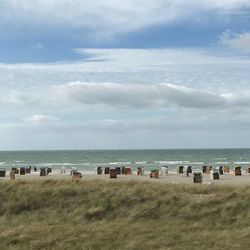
0,149,250,171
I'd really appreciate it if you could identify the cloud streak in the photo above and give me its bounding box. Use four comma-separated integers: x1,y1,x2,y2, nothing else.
52,82,226,109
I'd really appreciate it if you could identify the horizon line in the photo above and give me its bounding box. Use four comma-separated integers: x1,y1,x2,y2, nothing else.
0,147,250,152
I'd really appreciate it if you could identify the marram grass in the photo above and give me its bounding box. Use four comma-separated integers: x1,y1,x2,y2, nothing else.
0,180,249,250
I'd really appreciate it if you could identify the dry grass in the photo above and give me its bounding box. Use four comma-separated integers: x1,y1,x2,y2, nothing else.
0,180,249,249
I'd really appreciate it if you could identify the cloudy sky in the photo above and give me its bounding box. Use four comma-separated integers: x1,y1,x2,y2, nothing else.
1,0,250,150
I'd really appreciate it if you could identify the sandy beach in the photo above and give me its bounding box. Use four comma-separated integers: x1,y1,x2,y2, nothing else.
1,169,250,186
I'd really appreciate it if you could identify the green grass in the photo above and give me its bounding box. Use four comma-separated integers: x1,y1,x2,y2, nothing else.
0,180,249,249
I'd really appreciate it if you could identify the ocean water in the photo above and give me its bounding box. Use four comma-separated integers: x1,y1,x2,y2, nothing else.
0,149,250,171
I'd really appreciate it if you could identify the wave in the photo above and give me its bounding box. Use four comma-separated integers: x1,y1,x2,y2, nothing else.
188,162,204,165
1,160,249,169
234,161,250,165
213,158,228,161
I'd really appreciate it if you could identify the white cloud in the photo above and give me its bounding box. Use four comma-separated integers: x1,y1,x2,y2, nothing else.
23,114,59,125
220,30,250,50
0,0,249,37
75,48,228,65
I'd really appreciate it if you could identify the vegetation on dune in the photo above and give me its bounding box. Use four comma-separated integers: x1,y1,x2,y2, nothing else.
0,180,249,250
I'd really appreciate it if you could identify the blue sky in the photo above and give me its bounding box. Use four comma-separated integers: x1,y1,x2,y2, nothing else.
1,0,250,149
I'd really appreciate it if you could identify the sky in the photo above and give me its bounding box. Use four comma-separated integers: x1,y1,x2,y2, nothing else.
1,0,250,150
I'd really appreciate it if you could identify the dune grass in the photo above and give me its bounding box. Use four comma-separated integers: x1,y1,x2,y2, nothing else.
0,180,249,249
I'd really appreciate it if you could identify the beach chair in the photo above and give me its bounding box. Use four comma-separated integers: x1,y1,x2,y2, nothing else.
115,167,121,174
110,168,117,178
233,166,241,176
25,167,31,174
223,166,229,173
210,170,219,180
187,166,192,174
0,168,6,177
202,166,207,173
20,167,26,175
97,167,102,175
216,166,223,175
177,166,184,174
40,167,48,176
11,167,19,174
125,167,132,175
104,167,110,174
193,172,202,183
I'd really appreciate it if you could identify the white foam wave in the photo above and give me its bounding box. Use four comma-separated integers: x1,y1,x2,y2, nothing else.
190,162,204,165
153,161,191,165
234,162,250,165
213,162,230,165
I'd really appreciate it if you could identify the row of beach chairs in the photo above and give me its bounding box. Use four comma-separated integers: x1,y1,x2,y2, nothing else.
96,166,133,179
0,166,52,180
177,165,245,176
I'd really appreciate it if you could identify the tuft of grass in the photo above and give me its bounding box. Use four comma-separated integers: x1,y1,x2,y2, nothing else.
0,180,249,249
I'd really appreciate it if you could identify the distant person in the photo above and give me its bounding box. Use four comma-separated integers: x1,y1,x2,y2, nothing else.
141,166,145,175
164,166,168,175
137,167,142,176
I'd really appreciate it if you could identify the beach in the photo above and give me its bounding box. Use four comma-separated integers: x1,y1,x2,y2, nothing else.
1,169,250,186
